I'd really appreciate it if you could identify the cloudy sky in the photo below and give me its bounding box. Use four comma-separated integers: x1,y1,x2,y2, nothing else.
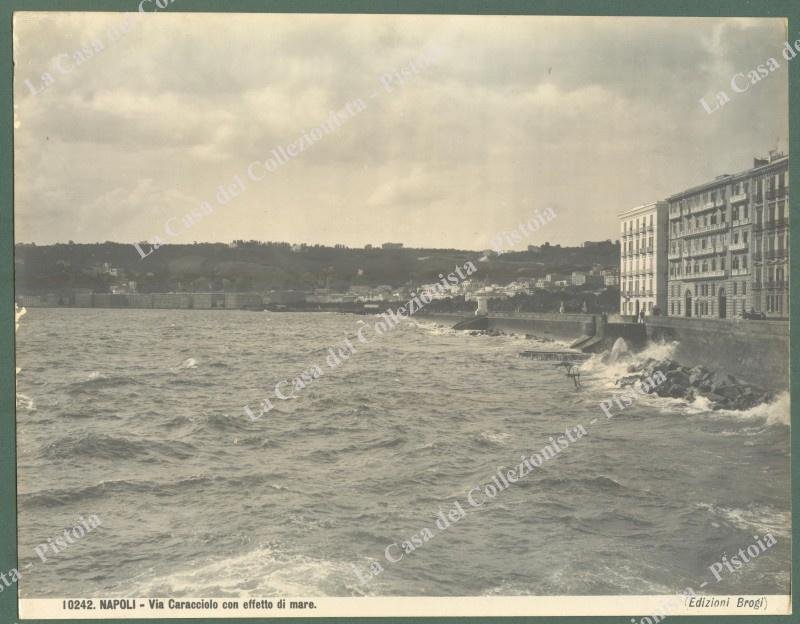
14,13,788,250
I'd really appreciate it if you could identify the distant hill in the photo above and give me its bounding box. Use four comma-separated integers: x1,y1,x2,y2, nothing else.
14,241,619,294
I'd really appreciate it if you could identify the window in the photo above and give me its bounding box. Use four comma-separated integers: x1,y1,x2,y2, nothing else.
743,282,747,295
733,282,738,295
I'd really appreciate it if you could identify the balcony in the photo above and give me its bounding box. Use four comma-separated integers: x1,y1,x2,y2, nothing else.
730,267,749,277
764,217,789,229
731,218,751,227
730,192,748,204
728,241,748,252
688,245,725,258
668,250,682,260
752,251,762,261
692,201,717,215
684,221,728,236
764,249,789,260
764,280,790,289
683,269,727,281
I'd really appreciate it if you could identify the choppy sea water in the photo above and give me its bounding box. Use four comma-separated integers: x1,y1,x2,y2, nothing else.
15,308,790,597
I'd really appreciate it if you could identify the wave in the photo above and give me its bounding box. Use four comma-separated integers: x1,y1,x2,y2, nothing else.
116,544,360,597
704,391,790,427
15,304,26,375
580,339,679,387
66,374,142,393
172,357,198,371
473,431,512,447
16,392,36,411
20,472,292,509
695,502,791,539
40,434,197,462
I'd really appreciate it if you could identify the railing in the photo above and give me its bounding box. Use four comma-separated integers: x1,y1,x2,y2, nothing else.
668,250,682,260
692,201,716,214
731,218,751,227
687,245,725,258
764,280,789,289
762,217,789,229
730,267,749,277
684,221,728,236
730,192,748,204
728,241,748,252
764,249,789,260
683,269,727,280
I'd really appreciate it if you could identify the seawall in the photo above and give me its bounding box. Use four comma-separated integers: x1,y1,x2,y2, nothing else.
645,317,790,392
485,312,596,341
417,311,789,391
416,312,596,341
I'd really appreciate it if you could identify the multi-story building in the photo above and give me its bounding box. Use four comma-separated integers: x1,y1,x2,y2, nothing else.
666,153,788,319
619,201,669,317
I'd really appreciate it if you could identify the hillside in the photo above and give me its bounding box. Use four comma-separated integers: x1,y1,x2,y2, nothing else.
14,241,619,294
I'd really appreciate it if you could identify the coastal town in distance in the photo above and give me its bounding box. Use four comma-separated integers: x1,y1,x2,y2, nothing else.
15,150,789,324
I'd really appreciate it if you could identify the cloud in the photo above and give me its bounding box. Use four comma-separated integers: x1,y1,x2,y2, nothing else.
13,13,788,249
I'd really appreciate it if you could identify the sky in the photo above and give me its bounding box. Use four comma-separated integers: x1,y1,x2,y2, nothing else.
13,13,789,251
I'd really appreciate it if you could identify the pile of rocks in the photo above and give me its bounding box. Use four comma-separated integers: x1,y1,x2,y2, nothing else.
616,358,771,411
468,328,506,337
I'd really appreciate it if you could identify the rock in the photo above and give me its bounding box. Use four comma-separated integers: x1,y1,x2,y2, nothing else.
616,374,642,387
666,370,690,388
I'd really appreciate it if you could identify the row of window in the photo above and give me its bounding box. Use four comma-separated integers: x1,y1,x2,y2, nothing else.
667,297,754,318
621,300,654,315
621,214,655,235
622,277,654,294
669,281,748,298
671,170,787,213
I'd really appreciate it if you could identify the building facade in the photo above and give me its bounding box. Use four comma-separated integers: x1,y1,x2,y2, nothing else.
666,153,788,319
619,201,669,317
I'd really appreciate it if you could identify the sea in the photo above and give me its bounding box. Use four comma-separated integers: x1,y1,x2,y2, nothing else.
14,308,791,597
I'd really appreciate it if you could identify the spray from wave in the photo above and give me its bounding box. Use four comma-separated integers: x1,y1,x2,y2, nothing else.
15,303,35,410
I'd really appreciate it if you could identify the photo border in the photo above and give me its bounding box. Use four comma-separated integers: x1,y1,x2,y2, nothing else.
1,0,797,622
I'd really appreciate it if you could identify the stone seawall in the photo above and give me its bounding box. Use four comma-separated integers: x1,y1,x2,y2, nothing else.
417,312,595,342
645,317,789,392
417,311,789,392
485,312,596,341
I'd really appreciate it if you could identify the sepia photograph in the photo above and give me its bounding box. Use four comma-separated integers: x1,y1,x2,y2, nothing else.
8,4,794,620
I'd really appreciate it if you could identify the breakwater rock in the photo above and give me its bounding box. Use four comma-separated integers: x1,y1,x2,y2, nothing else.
616,358,772,411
